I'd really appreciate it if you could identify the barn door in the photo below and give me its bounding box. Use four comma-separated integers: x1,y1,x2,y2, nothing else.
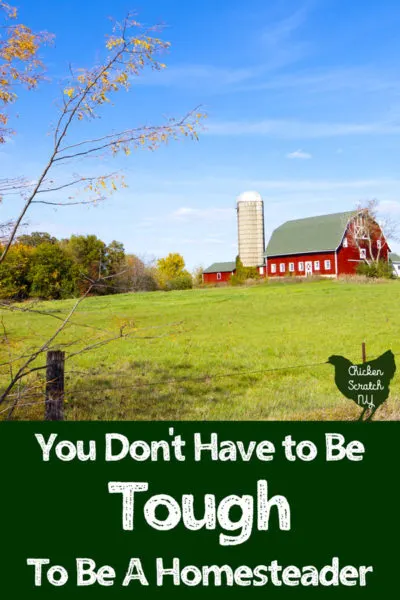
305,261,312,276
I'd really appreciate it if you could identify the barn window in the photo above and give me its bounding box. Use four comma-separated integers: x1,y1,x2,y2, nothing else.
217,272,222,280
360,249,366,259
280,263,285,273
259,266,264,275
298,262,304,271
314,260,320,271
289,262,294,272
324,260,331,270
354,214,369,240
377,240,382,249
343,237,348,248
271,264,276,273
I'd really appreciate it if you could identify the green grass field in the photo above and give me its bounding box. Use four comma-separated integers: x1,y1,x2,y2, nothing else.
1,278,399,420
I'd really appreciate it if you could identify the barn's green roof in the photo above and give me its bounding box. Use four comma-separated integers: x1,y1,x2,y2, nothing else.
203,261,236,274
389,253,400,262
265,211,356,257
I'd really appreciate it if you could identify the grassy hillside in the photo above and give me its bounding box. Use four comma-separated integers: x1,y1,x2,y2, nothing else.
1,278,399,420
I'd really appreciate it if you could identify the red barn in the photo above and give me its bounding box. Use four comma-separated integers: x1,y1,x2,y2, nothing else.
265,210,390,278
203,261,236,284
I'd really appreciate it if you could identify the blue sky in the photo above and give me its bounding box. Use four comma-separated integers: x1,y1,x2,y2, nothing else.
2,0,400,268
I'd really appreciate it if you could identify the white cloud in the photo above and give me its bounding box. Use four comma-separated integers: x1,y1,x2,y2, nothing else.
286,149,312,159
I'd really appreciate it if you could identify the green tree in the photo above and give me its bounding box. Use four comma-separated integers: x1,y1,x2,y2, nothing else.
234,255,246,282
102,240,126,293
105,240,125,274
63,235,107,290
18,231,57,247
0,242,33,299
27,243,77,299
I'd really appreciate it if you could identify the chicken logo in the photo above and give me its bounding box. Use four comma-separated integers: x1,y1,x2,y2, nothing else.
327,350,396,421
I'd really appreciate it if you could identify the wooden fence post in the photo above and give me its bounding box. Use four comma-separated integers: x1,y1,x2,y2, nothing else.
362,342,367,364
45,350,65,421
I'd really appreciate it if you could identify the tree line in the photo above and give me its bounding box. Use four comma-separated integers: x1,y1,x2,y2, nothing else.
0,232,196,300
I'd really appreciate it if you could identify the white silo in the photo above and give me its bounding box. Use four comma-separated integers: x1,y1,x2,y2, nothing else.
236,191,265,267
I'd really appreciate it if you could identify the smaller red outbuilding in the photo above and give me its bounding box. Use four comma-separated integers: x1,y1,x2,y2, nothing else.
203,261,236,284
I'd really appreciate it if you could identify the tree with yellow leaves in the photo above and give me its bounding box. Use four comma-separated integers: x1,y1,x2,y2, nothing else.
0,5,205,418
0,1,52,143
0,6,205,263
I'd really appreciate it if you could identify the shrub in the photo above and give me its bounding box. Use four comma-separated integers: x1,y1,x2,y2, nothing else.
244,277,260,286
229,274,241,286
231,256,260,285
134,272,159,292
164,272,193,291
244,266,260,279
356,260,394,279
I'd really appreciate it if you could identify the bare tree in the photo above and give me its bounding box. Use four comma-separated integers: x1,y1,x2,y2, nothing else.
346,199,398,265
0,10,205,417
0,14,204,263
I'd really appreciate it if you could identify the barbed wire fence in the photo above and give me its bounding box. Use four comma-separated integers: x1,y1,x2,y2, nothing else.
0,340,398,421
